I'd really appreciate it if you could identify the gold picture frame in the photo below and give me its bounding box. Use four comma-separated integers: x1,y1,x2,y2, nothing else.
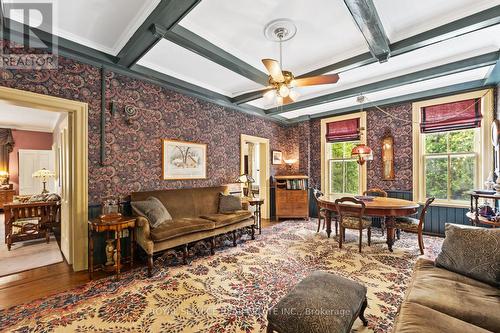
162,139,207,180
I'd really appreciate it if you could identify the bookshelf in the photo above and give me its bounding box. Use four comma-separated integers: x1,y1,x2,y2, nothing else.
272,175,309,220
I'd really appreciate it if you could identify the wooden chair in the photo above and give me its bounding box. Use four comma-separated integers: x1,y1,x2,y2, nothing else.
363,188,388,235
313,189,337,235
395,197,435,255
335,197,372,252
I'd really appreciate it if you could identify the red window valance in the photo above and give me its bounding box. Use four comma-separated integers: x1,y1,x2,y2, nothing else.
325,118,360,142
420,98,482,133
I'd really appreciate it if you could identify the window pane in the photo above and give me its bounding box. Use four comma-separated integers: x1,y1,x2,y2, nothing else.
344,161,359,194
329,161,343,193
450,156,475,201
449,130,475,153
330,143,343,159
425,133,447,153
425,157,448,199
344,142,359,158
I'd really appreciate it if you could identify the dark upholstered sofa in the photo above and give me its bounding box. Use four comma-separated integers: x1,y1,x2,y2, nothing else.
131,186,255,276
393,258,500,333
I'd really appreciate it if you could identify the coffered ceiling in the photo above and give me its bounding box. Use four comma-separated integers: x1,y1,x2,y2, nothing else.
2,0,500,123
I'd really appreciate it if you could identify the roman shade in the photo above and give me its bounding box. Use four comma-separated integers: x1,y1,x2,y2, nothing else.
325,118,360,142
420,98,482,133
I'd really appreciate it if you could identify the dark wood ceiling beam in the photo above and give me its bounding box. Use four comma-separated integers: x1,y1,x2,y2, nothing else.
343,0,391,62
485,53,500,85
233,5,500,104
165,25,269,85
265,51,499,115
116,0,201,68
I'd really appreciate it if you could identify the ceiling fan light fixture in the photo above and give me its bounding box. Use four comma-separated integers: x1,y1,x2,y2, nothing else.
264,89,276,102
276,95,283,105
278,84,289,97
289,89,300,101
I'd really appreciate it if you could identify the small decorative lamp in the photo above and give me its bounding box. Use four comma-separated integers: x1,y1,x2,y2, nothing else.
32,168,55,194
351,144,373,165
237,174,255,198
283,159,297,172
0,171,8,185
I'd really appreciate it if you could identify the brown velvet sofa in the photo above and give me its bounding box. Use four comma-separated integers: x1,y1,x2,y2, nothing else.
131,186,255,276
393,258,500,333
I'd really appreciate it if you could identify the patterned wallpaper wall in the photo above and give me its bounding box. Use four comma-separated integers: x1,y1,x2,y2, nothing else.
0,49,294,204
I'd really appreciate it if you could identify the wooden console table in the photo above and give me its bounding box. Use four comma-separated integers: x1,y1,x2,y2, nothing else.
4,201,61,250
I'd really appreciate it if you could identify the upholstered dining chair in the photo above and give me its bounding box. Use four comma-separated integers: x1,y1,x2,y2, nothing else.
363,188,388,235
313,189,338,235
395,197,435,255
335,197,372,252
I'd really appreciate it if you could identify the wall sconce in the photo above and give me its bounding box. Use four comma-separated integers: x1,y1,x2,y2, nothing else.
283,159,297,172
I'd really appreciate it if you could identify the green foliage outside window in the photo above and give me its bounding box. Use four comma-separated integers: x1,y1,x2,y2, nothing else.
328,141,360,194
424,129,476,202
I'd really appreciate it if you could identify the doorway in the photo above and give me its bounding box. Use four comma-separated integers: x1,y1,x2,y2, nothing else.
240,134,270,219
0,86,88,271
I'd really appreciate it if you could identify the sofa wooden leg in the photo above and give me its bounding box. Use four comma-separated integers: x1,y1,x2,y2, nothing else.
359,297,368,326
210,237,215,255
183,244,189,264
232,230,237,247
251,225,255,240
147,254,153,277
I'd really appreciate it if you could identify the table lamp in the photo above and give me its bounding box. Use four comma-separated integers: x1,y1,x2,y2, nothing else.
32,168,55,194
0,170,8,185
236,173,255,198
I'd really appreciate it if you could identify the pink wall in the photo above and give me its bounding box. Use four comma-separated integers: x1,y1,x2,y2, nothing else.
8,130,53,194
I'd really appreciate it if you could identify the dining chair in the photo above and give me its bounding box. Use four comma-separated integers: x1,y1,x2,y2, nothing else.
394,197,435,255
313,189,337,235
335,197,372,252
363,188,388,235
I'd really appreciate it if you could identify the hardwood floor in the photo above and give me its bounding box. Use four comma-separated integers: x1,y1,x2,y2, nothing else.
0,218,284,309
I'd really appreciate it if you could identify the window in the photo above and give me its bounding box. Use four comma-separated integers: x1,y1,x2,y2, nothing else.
423,129,478,202
328,141,360,194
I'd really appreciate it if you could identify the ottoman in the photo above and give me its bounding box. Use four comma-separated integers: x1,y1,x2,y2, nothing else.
267,271,368,333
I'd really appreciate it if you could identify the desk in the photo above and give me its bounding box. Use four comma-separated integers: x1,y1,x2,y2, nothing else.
317,195,419,251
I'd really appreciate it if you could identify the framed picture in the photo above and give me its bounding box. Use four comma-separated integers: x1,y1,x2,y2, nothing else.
272,150,283,165
162,139,207,180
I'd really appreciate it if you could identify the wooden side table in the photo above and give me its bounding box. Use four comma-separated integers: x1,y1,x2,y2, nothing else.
88,216,136,280
245,198,264,234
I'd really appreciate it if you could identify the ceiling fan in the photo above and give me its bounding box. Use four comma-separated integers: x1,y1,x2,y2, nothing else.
260,19,340,105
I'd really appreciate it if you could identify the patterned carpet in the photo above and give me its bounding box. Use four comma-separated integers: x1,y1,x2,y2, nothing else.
0,220,443,333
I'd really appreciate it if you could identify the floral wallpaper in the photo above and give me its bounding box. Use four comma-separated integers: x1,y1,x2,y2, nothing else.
0,42,294,204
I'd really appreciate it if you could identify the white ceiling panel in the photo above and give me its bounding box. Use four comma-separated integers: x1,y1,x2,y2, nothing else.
179,0,369,76
0,101,62,132
279,66,493,119
138,39,262,97
3,0,160,55
248,25,500,109
373,0,500,42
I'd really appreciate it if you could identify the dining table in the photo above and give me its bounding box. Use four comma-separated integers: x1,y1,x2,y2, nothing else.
317,194,420,252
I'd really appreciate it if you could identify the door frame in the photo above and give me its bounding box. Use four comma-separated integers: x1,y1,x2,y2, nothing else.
0,86,88,271
240,134,270,219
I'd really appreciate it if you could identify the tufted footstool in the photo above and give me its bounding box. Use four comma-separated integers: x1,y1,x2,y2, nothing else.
267,271,368,333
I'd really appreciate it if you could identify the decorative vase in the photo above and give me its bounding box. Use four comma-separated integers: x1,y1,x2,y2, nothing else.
495,171,500,195
485,171,495,190
105,240,115,266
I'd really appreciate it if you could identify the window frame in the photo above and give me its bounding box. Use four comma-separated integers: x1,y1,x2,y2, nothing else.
327,141,361,195
412,89,494,208
321,112,367,196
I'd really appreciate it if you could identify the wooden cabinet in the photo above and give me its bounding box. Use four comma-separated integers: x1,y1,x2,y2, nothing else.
273,175,309,220
0,189,15,210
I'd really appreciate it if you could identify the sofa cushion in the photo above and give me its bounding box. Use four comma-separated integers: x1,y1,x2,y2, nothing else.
131,196,172,228
218,193,242,213
405,258,500,332
436,223,500,287
200,210,253,228
150,218,215,242
393,301,490,333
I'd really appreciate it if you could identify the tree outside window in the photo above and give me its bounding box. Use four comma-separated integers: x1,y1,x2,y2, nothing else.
328,141,360,194
424,129,477,202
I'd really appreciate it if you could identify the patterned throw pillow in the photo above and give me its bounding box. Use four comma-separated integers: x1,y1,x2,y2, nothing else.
131,196,172,228
218,193,242,213
436,223,500,287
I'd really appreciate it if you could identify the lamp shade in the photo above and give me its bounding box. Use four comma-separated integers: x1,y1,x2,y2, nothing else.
0,170,8,178
351,144,373,165
32,168,55,181
237,174,255,183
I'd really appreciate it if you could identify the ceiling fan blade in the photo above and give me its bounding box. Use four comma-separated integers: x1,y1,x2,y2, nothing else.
282,95,295,105
262,59,285,82
294,74,339,87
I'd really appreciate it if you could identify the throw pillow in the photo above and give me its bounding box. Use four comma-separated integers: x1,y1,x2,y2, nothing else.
218,193,242,213
131,196,172,228
435,223,500,287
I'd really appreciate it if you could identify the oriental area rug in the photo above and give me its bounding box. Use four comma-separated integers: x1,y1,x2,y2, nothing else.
0,220,443,333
